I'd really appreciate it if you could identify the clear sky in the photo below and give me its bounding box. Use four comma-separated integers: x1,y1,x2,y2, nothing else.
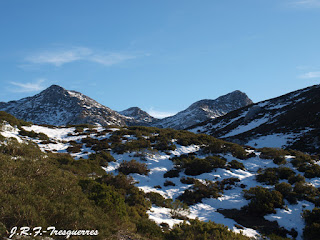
0,0,319,118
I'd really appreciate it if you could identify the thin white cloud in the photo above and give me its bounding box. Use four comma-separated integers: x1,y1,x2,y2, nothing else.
10,79,46,92
148,108,176,119
90,53,136,66
25,47,141,67
291,0,320,8
26,47,92,66
299,71,320,79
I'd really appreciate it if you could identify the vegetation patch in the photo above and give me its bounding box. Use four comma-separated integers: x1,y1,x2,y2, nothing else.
177,179,222,205
218,209,296,239
242,186,284,216
118,159,150,175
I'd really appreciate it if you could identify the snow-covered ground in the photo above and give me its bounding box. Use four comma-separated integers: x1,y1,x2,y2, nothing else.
221,116,269,138
1,123,315,239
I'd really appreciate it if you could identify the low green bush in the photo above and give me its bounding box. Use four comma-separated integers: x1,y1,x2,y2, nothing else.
146,192,172,208
243,186,284,216
178,180,222,205
164,169,180,178
229,160,245,170
166,219,250,240
118,159,150,175
303,208,320,240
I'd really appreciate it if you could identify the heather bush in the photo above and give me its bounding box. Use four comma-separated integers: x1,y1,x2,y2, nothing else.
229,159,245,170
243,186,284,216
178,180,222,205
303,208,320,240
118,159,150,175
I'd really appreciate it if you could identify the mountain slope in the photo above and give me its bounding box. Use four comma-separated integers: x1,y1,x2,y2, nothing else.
153,90,253,130
1,116,319,240
119,107,157,125
0,85,132,126
189,84,320,154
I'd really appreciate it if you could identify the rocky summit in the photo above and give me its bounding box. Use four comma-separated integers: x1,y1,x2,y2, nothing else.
189,84,320,155
0,85,129,126
153,90,253,130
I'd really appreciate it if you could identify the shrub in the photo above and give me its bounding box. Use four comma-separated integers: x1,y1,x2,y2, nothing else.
243,186,284,216
178,180,222,205
98,174,151,218
273,157,287,165
256,168,279,185
0,139,43,159
118,160,149,175
88,150,115,167
166,219,250,240
288,174,305,184
50,153,106,176
184,158,213,176
113,139,151,154
153,138,176,151
170,199,190,220
229,160,245,170
171,155,226,176
275,182,297,204
257,167,296,185
207,156,227,168
19,129,49,140
79,179,128,219
0,151,111,238
293,182,319,203
259,148,289,160
277,167,295,180
91,140,110,152
303,164,320,178
180,177,196,184
218,177,240,190
0,111,31,128
164,180,176,187
136,217,163,239
303,208,320,240
227,143,248,160
164,169,180,178
66,144,82,153
145,192,172,208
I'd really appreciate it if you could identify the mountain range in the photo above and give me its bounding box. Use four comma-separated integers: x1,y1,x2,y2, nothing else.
0,85,252,129
152,90,253,129
188,84,320,154
2,83,319,154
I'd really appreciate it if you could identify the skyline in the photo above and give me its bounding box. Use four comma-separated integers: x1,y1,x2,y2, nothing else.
1,0,320,117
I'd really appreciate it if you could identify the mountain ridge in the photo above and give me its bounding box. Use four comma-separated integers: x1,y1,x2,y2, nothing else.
188,84,320,154
0,85,253,129
0,84,130,126
152,90,253,129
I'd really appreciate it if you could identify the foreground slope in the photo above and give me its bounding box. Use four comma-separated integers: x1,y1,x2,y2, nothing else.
0,113,252,240
153,90,253,130
189,84,320,154
2,113,320,239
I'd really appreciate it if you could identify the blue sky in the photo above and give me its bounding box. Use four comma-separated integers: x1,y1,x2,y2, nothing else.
0,0,320,118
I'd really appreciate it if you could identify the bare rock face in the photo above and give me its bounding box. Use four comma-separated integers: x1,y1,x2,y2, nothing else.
152,90,253,130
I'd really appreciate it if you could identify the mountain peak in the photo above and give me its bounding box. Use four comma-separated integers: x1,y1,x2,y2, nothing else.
44,84,65,92
188,84,320,154
119,107,156,125
153,90,253,130
0,85,129,126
